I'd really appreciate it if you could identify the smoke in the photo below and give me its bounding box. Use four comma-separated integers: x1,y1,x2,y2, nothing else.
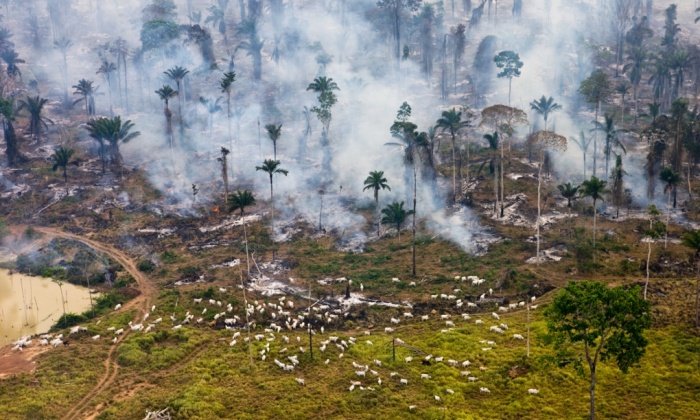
3,0,670,253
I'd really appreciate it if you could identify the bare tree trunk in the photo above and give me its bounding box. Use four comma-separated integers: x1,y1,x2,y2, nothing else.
645,239,651,300
500,138,505,217
240,270,253,367
593,200,597,263
589,366,596,420
536,155,542,264
412,163,417,277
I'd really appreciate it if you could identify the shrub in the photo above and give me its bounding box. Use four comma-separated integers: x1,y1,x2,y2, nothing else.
137,259,155,273
161,250,178,263
53,313,87,330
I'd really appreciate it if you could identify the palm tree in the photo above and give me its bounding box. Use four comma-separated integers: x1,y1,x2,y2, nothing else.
220,71,236,155
265,123,282,159
591,113,627,176
648,102,661,124
436,108,472,202
97,60,117,116
644,204,662,300
623,47,647,124
616,82,630,123
256,159,288,219
85,118,107,173
164,66,189,132
17,96,54,139
557,182,579,231
660,167,680,249
200,96,222,135
236,20,264,81
306,76,340,94
85,116,140,169
1,49,24,79
681,229,700,329
580,175,608,261
484,131,500,214
73,79,98,117
228,189,256,277
570,131,592,180
205,3,228,43
363,170,391,235
668,48,691,100
51,146,76,182
53,37,72,104
529,95,562,131
155,85,178,158
381,201,414,242
0,98,18,166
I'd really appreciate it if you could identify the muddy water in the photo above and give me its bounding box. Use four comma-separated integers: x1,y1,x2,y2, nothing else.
0,270,94,347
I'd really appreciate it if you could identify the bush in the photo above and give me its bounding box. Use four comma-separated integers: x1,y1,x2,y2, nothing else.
161,250,178,264
53,313,87,330
114,274,136,289
137,259,156,273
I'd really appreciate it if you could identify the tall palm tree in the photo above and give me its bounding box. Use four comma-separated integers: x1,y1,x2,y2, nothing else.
623,46,647,124
436,108,472,202
155,85,178,158
306,76,339,93
681,229,700,329
668,48,691,100
381,201,414,242
529,95,562,131
363,170,391,235
73,79,98,117
616,82,630,123
51,146,76,182
483,131,500,215
17,96,54,139
660,167,680,249
570,131,592,180
580,175,608,261
53,37,72,104
0,98,18,166
85,118,107,173
164,66,189,132
97,60,117,116
591,113,627,176
206,1,229,43
265,123,282,159
199,96,222,135
236,20,264,81
256,159,288,219
220,71,236,155
557,182,579,232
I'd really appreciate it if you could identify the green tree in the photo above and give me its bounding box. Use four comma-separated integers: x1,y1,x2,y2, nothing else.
544,281,651,420
306,76,340,133
164,66,189,131
557,182,579,227
256,159,288,219
1,49,24,79
17,96,53,139
529,95,561,131
580,175,608,260
616,82,630,123
228,189,256,277
494,50,523,106
681,230,700,329
363,170,391,235
660,167,680,249
85,116,140,169
0,97,18,166
73,79,98,117
591,113,627,177
579,70,613,176
436,107,472,202
265,123,282,160
610,155,626,218
51,146,76,182
381,201,414,242
623,47,647,125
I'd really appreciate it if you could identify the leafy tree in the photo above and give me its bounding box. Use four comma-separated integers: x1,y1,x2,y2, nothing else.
544,281,651,420
494,50,523,106
306,76,339,133
0,97,18,166
376,0,423,66
256,159,288,219
96,60,117,116
580,175,608,260
85,116,140,169
51,146,76,182
236,20,264,81
610,155,626,218
73,79,98,117
529,95,561,131
381,201,414,242
142,0,178,21
155,85,178,155
591,113,627,176
17,96,54,139
436,107,472,202
363,170,391,235
681,230,700,329
140,20,179,52
579,70,613,176
265,123,282,159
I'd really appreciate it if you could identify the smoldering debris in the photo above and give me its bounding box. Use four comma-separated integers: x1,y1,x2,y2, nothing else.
525,245,567,264
137,228,176,239
209,259,241,269
198,213,264,233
